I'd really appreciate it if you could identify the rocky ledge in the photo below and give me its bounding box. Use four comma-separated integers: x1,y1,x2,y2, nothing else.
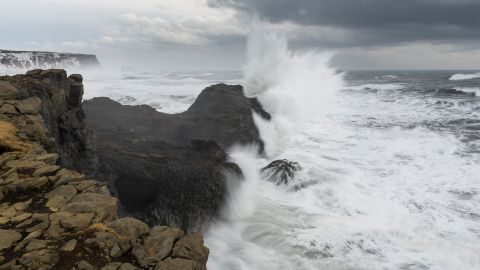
0,70,208,270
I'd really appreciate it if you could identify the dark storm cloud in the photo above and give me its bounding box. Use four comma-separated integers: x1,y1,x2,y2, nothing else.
209,0,480,47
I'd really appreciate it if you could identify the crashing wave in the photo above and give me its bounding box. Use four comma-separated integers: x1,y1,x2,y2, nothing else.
449,73,480,81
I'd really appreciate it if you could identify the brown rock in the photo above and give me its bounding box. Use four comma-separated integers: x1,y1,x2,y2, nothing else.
15,97,42,114
61,239,77,252
141,227,185,265
76,260,95,270
107,217,150,240
19,249,59,268
172,233,209,270
13,199,32,211
58,212,95,229
0,229,22,251
119,263,139,270
0,103,18,114
25,239,48,252
110,243,123,258
33,165,60,176
64,193,117,223
100,262,123,270
11,212,32,223
45,184,77,210
0,81,21,99
34,153,59,165
155,258,197,270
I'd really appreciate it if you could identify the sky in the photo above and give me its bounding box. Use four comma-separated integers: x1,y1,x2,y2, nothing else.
1,0,480,71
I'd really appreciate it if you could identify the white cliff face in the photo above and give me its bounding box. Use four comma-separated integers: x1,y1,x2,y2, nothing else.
0,50,100,71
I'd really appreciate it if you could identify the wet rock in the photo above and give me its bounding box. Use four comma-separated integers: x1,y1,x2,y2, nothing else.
83,83,268,229
261,159,302,185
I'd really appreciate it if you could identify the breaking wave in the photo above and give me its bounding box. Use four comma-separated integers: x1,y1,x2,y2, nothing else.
449,73,480,81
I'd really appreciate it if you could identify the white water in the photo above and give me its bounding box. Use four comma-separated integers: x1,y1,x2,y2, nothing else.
204,23,480,270
449,73,480,81
3,22,478,270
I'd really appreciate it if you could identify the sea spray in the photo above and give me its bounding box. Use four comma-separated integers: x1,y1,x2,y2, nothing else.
205,19,345,270
243,19,344,157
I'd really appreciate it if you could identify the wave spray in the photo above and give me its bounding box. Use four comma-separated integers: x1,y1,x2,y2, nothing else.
205,19,344,270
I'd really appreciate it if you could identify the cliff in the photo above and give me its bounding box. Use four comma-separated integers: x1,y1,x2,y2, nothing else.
0,50,101,70
0,70,208,270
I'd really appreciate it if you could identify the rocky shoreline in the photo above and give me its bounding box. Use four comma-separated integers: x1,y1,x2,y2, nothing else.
0,70,217,270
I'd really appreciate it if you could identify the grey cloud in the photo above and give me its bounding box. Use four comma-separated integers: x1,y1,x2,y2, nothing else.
209,0,480,47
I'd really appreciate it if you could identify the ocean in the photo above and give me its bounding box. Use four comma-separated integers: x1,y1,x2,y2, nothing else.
77,68,480,270
2,27,479,270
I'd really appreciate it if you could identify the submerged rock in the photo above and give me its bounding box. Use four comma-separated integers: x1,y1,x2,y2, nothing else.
261,159,302,185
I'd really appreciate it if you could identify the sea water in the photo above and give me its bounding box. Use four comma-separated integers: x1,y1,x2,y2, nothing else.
3,28,479,270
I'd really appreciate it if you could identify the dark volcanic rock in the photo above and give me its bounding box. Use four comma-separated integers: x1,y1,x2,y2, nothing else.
261,159,302,185
83,83,267,230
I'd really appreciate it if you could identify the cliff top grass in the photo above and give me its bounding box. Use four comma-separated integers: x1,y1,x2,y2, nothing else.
0,120,31,153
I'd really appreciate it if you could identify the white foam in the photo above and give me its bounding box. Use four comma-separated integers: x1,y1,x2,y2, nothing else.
456,87,480,96
449,73,480,80
205,19,480,270
243,19,344,157
348,83,405,91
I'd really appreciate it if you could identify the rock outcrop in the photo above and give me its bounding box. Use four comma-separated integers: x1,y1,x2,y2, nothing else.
0,50,100,70
83,84,268,230
0,70,208,270
0,69,96,174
